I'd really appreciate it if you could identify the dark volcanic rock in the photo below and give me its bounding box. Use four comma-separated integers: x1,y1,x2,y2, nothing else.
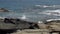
0,8,9,12
0,18,39,34
0,18,39,29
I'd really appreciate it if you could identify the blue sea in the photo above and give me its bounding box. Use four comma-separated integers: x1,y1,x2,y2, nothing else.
0,0,60,22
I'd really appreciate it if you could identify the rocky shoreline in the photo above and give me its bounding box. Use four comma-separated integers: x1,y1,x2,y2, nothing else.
0,16,60,34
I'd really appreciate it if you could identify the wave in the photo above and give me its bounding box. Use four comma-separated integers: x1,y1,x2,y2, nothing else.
35,5,60,8
0,15,27,20
0,17,5,19
38,9,60,16
38,21,43,23
35,5,55,8
46,19,60,22
20,15,27,20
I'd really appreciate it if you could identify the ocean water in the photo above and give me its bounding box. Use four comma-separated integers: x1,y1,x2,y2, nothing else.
0,0,60,22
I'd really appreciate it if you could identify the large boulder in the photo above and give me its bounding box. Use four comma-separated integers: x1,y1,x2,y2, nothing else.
0,18,40,34
0,18,40,30
38,23,49,29
0,8,9,12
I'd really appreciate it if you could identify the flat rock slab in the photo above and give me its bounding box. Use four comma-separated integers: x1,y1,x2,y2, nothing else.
0,23,17,29
11,29,50,34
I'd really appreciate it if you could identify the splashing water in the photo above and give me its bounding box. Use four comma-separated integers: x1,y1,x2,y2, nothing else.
20,15,27,20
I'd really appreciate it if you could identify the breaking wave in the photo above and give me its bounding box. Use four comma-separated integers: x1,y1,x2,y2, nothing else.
35,5,56,8
34,5,60,9
46,19,60,22
1,5,60,22
20,15,27,20
38,9,60,16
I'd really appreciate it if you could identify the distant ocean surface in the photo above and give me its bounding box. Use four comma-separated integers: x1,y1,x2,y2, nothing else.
0,0,60,22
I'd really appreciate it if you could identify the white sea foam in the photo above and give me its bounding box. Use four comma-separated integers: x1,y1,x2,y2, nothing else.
20,15,27,20
38,21,43,23
0,17,5,19
38,9,60,16
35,5,56,8
46,19,60,22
